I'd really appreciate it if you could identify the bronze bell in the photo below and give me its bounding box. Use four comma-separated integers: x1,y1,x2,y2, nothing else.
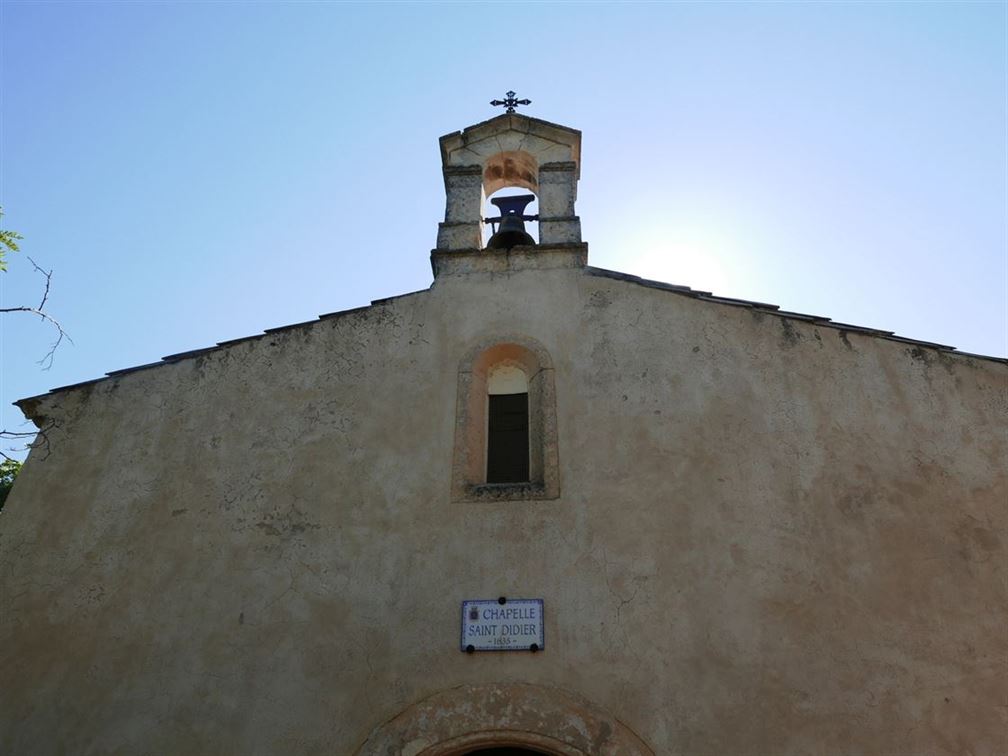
486,194,537,249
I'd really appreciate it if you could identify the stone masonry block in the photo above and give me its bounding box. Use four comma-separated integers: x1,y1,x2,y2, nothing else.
538,162,578,219
436,221,482,251
442,166,484,224
539,216,582,245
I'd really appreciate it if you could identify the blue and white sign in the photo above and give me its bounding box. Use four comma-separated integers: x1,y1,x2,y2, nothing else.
461,598,544,652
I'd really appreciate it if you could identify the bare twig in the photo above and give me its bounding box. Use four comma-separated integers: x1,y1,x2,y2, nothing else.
29,257,51,311
0,420,55,462
0,430,36,462
0,256,72,369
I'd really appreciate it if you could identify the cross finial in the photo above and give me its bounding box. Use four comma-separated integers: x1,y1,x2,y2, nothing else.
490,90,531,114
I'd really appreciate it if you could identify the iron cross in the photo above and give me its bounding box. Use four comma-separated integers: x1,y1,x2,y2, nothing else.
490,91,531,114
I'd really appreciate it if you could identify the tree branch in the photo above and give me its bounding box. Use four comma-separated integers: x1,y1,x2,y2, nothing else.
0,420,55,462
29,256,51,311
0,257,72,369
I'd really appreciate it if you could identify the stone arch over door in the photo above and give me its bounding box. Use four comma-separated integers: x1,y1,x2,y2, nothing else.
354,682,654,756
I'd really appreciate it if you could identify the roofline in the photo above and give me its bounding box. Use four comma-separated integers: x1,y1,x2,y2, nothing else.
584,267,1008,365
13,288,431,410
439,112,581,145
14,266,1005,415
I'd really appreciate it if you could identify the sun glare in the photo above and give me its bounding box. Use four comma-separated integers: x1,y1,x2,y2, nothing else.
617,224,749,296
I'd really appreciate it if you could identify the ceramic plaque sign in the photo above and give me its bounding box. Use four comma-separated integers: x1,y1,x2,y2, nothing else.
460,598,544,652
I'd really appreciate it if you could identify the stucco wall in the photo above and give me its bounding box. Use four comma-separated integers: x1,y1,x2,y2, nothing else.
2,251,1005,754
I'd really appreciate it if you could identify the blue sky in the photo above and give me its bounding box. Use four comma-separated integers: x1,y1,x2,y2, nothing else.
2,1,1005,458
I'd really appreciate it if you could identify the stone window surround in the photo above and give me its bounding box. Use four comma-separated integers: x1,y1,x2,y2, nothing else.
451,335,559,502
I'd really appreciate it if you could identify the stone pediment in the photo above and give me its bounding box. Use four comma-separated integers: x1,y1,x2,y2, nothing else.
439,114,581,181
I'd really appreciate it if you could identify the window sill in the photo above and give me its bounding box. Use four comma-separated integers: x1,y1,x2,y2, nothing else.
464,482,553,502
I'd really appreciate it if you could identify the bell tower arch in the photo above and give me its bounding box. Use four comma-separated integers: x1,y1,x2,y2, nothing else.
435,113,582,251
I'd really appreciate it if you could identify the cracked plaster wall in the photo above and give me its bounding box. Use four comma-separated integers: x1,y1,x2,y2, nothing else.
1,261,1005,754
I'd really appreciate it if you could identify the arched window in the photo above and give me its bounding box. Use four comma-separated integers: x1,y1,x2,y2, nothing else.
451,337,559,502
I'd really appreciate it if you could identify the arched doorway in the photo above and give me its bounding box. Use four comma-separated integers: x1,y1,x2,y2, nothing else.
465,750,549,756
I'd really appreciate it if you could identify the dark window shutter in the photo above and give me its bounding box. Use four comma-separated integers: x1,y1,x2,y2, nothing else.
486,393,530,483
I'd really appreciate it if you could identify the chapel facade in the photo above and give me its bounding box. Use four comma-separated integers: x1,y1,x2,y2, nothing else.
1,112,1005,755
